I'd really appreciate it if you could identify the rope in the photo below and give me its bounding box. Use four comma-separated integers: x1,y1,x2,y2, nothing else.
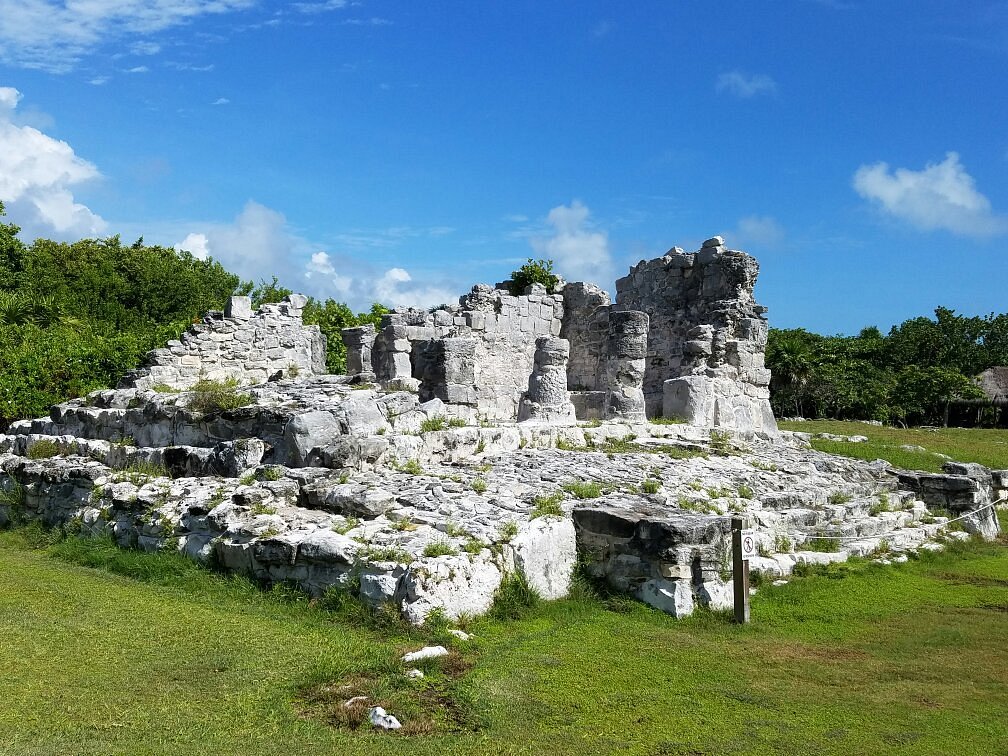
794,496,1004,544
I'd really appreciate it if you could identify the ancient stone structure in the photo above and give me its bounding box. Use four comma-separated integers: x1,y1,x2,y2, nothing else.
2,237,999,627
517,337,577,423
613,236,777,436
121,295,327,390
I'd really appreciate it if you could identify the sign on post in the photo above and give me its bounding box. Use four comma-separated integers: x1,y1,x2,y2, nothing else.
740,529,757,560
731,517,751,624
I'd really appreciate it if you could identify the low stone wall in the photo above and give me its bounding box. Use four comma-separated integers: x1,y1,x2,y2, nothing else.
121,295,326,390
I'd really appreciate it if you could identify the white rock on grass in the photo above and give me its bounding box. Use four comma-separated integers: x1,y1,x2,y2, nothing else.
369,707,402,730
401,645,449,663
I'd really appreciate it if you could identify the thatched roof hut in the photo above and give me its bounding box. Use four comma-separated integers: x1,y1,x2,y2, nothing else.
974,367,1008,405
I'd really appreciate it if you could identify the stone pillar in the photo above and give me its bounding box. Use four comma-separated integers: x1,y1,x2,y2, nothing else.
224,296,252,320
374,319,414,384
340,324,376,380
603,310,648,422
418,337,478,407
518,337,577,423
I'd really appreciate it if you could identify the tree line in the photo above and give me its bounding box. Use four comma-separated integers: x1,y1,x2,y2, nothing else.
765,307,1008,425
0,204,384,429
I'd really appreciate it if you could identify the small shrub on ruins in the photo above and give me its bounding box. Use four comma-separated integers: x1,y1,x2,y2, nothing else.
0,480,26,523
474,437,486,454
444,521,468,537
286,362,300,379
828,491,852,505
338,472,350,484
390,516,417,532
349,382,375,390
238,472,256,486
463,536,485,555
27,439,61,459
376,426,386,435
804,534,841,553
580,418,602,428
650,416,686,425
531,490,565,518
250,503,276,516
331,516,360,535
561,481,600,500
259,526,281,539
401,459,423,475
489,573,542,620
471,477,488,493
556,436,586,452
447,417,467,428
640,479,661,495
187,377,253,415
677,496,715,514
150,382,180,394
110,435,136,447
366,545,414,563
260,466,284,481
708,429,735,456
869,500,890,517
423,540,458,558
687,480,703,491
116,461,169,484
507,258,559,296
750,459,778,472
420,415,447,433
477,462,493,473
774,534,793,552
499,520,518,541
872,539,892,557
737,484,754,500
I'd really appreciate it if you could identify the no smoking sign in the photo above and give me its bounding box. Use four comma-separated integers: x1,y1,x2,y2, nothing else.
740,529,757,560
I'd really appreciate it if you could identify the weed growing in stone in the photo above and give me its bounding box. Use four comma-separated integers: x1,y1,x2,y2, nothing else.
640,479,661,495
531,491,565,518
420,416,447,433
149,382,180,393
187,377,253,415
401,459,423,475
331,517,360,535
650,416,686,425
737,484,754,499
423,540,458,558
561,481,601,500
250,503,276,516
27,439,61,459
471,477,488,493
366,545,413,563
708,429,735,455
828,491,852,505
448,417,467,428
804,534,841,553
499,521,518,541
750,459,778,472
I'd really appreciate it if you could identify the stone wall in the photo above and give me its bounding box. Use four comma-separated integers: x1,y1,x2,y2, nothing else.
614,237,777,436
120,295,327,390
369,284,564,421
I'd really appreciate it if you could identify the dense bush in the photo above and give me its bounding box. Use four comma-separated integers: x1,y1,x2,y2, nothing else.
766,306,1003,425
507,258,559,295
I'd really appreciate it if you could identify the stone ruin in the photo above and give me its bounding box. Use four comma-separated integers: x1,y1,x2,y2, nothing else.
342,235,776,436
0,238,1001,624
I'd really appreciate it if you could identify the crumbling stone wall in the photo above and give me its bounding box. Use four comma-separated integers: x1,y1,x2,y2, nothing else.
614,237,776,436
121,295,327,390
367,284,564,421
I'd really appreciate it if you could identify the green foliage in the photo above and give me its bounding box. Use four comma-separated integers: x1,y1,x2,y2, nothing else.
301,300,389,374
420,415,447,432
766,307,997,425
422,540,458,558
26,439,61,459
186,378,253,415
471,477,488,493
737,484,754,499
488,573,542,620
804,535,841,553
400,459,423,475
507,258,559,296
531,490,565,518
828,491,852,505
561,481,601,500
640,478,661,495
499,520,518,541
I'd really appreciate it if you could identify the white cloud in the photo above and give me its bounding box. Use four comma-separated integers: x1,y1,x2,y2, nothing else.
304,251,351,295
0,0,254,72
343,17,392,26
733,215,785,247
0,87,106,238
294,1,348,13
370,267,458,310
211,97,230,105
126,65,149,73
530,200,612,284
716,70,777,98
130,41,161,56
174,232,209,260
89,76,109,85
853,152,1007,237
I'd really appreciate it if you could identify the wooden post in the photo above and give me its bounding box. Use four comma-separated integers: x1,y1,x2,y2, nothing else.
732,516,750,624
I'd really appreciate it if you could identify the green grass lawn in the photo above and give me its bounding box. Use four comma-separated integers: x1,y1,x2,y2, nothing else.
1,517,1007,756
778,419,1008,472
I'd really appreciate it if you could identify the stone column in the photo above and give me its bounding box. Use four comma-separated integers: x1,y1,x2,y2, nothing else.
603,310,648,422
418,337,478,407
518,337,576,423
340,324,376,380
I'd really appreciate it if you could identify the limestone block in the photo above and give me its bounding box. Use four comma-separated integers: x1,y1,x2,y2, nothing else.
282,410,343,466
508,517,576,599
637,578,694,617
400,555,502,624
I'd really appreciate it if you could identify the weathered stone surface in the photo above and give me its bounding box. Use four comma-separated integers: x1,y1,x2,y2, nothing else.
518,338,577,423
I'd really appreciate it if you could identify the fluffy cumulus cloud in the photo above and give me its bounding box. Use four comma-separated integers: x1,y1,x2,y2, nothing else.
0,0,254,72
174,204,460,311
853,152,1007,237
733,215,785,247
0,86,107,238
530,200,612,284
716,70,777,98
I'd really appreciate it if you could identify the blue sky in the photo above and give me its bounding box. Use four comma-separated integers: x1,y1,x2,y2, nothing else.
1,1,1006,334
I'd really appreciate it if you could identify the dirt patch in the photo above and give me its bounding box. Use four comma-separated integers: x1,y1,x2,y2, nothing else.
932,571,1008,588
